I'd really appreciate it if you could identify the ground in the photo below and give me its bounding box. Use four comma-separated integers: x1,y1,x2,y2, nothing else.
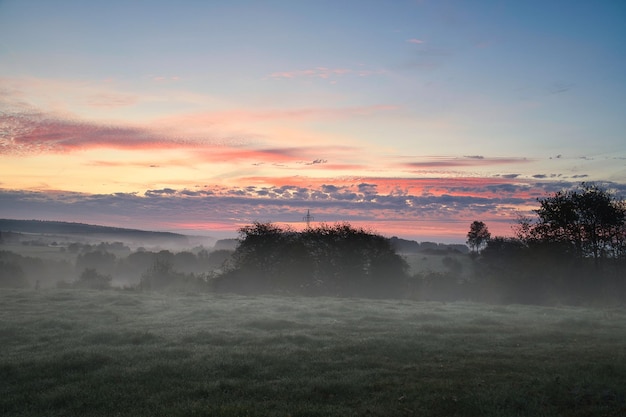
1,289,625,416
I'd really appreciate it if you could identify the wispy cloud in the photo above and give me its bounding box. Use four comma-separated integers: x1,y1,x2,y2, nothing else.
305,159,327,165
85,93,138,108
269,67,351,79
474,40,493,49
194,146,350,166
268,66,385,80
0,111,177,154
548,82,574,95
151,75,181,82
0,76,144,114
406,38,425,44
403,156,531,169
158,105,398,126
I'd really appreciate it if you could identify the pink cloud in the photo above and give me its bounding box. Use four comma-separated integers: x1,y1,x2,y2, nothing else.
1,108,376,175
0,112,180,154
1,96,399,156
322,163,368,171
187,145,363,170
407,38,425,44
2,176,605,242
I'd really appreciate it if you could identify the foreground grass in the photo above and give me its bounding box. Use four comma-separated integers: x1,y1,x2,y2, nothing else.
1,289,625,416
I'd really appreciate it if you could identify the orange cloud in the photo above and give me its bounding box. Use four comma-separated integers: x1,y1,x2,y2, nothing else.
232,175,533,198
3,176,604,243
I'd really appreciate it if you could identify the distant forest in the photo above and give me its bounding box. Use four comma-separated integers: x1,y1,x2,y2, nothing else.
1,183,625,305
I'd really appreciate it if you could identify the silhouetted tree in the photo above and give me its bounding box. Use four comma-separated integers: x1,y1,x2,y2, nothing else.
517,183,626,267
471,184,626,304
215,222,409,298
467,221,491,254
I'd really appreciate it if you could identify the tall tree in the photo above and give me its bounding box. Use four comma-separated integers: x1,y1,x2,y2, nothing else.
467,221,491,254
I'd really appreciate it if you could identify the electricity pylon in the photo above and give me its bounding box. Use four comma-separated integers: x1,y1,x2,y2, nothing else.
303,209,314,229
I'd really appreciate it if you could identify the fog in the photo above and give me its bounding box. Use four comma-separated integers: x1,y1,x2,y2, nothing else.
2,220,624,307
2,221,626,416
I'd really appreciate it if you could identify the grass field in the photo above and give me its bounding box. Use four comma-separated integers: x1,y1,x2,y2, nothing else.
1,289,625,416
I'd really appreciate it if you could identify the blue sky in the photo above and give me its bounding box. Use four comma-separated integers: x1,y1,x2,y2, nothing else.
1,0,625,242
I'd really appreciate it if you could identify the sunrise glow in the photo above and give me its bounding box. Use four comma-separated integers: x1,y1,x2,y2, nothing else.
1,1,624,242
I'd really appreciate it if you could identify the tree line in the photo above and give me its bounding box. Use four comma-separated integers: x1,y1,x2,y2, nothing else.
0,246,232,291
2,182,624,305
468,183,626,304
213,222,409,298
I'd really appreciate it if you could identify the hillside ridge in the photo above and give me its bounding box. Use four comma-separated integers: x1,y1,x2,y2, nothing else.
0,219,187,241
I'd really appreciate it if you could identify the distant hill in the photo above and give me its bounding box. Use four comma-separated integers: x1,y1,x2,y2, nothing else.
0,219,189,244
213,239,239,251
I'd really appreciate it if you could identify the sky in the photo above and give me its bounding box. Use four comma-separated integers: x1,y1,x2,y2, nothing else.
1,0,625,243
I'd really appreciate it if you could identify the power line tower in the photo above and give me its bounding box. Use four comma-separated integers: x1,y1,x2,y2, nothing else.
302,209,314,229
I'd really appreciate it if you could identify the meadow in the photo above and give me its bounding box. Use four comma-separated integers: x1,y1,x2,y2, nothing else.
1,289,625,417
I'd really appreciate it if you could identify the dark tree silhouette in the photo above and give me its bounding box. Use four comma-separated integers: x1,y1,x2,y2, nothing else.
517,183,626,267
214,222,409,298
470,184,626,304
467,221,491,254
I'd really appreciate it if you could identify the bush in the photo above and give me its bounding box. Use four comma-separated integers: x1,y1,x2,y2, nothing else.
139,258,210,292
74,268,112,290
0,260,29,288
214,222,409,298
76,250,116,276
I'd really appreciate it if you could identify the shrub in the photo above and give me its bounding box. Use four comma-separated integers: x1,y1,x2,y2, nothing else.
74,268,112,290
215,222,409,298
0,260,29,288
